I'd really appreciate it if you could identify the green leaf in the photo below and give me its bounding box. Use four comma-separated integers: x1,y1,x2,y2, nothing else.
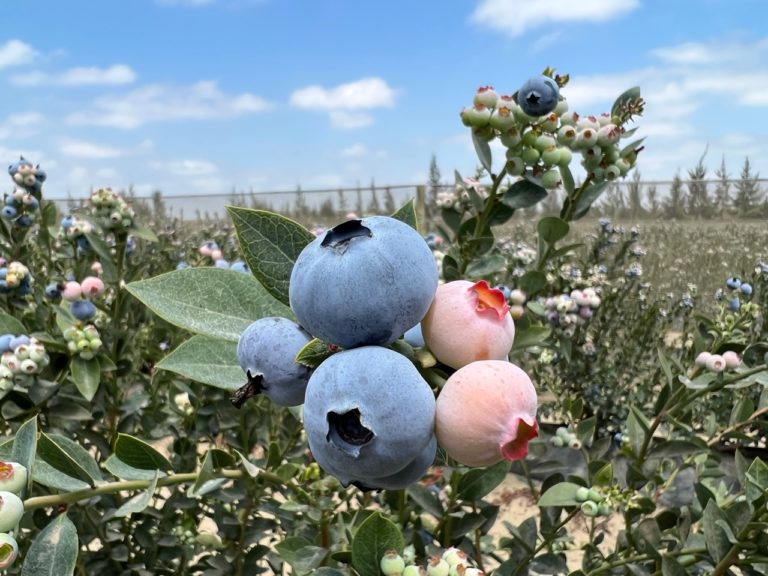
560,165,575,195
84,232,118,284
126,267,291,341
45,434,102,482
471,130,492,174
11,416,37,492
440,206,462,235
611,86,641,118
227,206,314,306
661,555,688,576
70,356,100,401
275,536,328,574
32,459,90,491
407,484,443,518
157,335,242,390
538,481,584,507
511,326,551,351
234,449,260,478
113,433,172,471
391,199,417,230
573,181,609,220
104,455,167,481
190,448,236,497
130,224,158,242
37,433,95,486
294,338,340,369
745,457,768,503
592,463,613,487
518,270,547,295
21,514,78,576
113,472,159,518
703,499,731,563
627,406,650,458
457,460,510,501
351,512,404,576
0,312,26,335
466,253,507,277
537,216,569,245
501,179,547,209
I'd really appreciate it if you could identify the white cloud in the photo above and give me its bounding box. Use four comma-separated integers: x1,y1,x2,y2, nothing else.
152,159,219,177
0,112,44,139
341,143,368,158
0,40,37,69
59,138,126,159
67,81,270,128
470,0,639,37
290,77,395,110
652,38,768,65
330,111,373,130
12,64,136,86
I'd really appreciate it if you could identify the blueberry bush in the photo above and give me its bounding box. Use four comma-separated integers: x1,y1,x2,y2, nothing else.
0,70,766,576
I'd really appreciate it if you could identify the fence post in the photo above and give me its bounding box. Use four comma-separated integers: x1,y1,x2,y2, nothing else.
415,185,426,234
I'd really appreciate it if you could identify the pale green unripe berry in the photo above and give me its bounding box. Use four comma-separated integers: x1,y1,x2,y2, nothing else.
597,503,613,516
1,355,19,372
505,157,525,176
539,112,558,133
63,327,77,341
403,567,426,576
550,436,564,447
521,147,540,165
568,437,582,450
535,134,557,152
380,550,405,575
0,462,27,495
0,491,24,532
28,344,47,363
597,124,620,146
577,129,598,148
560,111,579,126
605,165,621,181
80,351,95,360
0,366,12,380
13,346,29,361
554,99,568,115
616,157,632,176
0,532,19,569
77,339,91,353
513,105,536,124
555,427,570,439
541,147,560,167
509,289,526,305
575,486,590,502
67,341,79,353
462,106,491,128
474,126,496,142
402,545,416,565
499,127,522,148
89,339,103,351
427,557,450,576
581,500,599,517
541,169,561,190
521,131,537,147
557,147,573,166
473,86,498,109
603,146,619,163
442,547,468,566
20,359,38,374
587,488,605,503
556,126,577,146
489,109,516,131
83,325,100,341
589,167,606,182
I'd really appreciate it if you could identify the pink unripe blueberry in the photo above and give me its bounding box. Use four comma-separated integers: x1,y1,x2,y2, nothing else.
199,244,212,257
695,351,713,366
722,351,741,369
597,124,621,146
422,280,515,369
61,281,82,301
0,533,18,569
435,360,538,467
210,249,223,261
509,289,526,305
510,304,525,319
81,276,105,298
705,354,726,373
90,261,103,274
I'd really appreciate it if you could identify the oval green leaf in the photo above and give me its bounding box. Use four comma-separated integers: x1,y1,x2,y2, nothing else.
157,335,242,390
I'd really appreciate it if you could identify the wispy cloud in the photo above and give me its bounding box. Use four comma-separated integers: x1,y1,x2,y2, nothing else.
290,77,395,129
0,112,44,140
59,138,127,159
0,40,37,69
66,81,270,129
470,0,640,37
12,64,136,87
341,143,369,158
152,159,219,177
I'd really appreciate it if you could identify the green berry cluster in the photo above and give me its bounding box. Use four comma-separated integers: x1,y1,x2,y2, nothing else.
575,486,613,516
380,546,485,576
550,426,582,450
88,187,135,230
459,79,641,190
63,324,103,360
0,338,49,394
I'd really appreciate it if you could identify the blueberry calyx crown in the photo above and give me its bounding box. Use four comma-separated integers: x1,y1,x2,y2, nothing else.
327,408,374,452
230,370,265,409
320,220,372,251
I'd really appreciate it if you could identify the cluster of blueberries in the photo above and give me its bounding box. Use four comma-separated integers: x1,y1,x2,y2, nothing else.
542,288,601,330
44,276,105,322
59,214,95,253
0,460,26,569
716,276,753,312
236,215,539,490
176,241,250,273
88,187,135,230
0,334,49,398
0,260,32,296
379,546,484,576
460,75,639,190
1,188,39,228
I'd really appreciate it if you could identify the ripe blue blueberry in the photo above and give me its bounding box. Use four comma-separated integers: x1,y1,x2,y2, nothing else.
61,215,75,230
403,323,425,348
725,276,741,290
728,297,741,312
230,261,249,274
516,75,559,117
214,259,229,269
71,299,97,321
176,261,190,270
44,283,62,299
15,215,31,228
8,335,29,350
303,346,435,482
740,283,753,296
349,435,436,491
77,236,92,252
235,317,313,407
289,217,438,348
0,334,13,352
1,206,16,219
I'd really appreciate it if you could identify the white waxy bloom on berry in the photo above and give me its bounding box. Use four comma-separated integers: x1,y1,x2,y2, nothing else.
722,350,741,369
705,354,726,373
473,86,498,109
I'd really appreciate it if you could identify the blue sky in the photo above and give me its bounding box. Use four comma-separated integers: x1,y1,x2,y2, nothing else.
1,0,767,199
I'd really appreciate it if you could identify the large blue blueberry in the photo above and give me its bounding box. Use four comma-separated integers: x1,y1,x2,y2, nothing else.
350,436,436,491
516,75,560,117
303,346,435,482
71,299,97,321
289,216,438,349
236,317,313,407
